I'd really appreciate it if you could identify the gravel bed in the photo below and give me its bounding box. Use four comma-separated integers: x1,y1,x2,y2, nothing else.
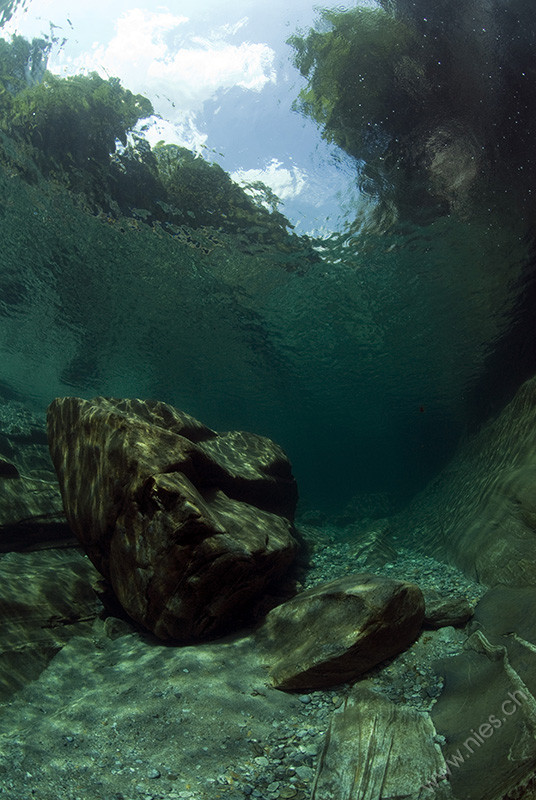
0,521,488,799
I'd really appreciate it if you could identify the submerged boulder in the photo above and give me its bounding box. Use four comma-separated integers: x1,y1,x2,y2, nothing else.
257,572,424,690
47,396,299,641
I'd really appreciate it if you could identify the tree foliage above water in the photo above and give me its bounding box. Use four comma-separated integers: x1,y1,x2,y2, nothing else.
0,0,27,27
0,34,307,258
289,1,536,227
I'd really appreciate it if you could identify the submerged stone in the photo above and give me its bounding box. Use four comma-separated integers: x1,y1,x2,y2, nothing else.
0,549,101,699
46,396,299,641
257,572,424,690
422,588,474,629
0,472,70,552
311,685,449,800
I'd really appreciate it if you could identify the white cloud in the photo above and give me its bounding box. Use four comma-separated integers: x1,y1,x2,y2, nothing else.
55,8,276,117
231,158,307,203
47,8,277,153
137,115,208,154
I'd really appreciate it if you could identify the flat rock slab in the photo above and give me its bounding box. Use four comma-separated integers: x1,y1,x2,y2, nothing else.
258,572,424,690
0,548,101,699
47,396,299,641
311,685,449,800
0,473,72,552
431,630,536,800
473,585,536,700
474,585,536,643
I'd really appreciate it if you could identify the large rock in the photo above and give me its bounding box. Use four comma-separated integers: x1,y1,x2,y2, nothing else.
47,396,299,641
257,572,424,690
311,686,449,800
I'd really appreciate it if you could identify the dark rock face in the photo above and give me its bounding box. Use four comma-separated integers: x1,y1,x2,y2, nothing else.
257,572,425,690
0,471,71,553
47,396,299,641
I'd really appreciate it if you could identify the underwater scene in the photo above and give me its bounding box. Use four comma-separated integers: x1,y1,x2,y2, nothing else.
1,0,536,798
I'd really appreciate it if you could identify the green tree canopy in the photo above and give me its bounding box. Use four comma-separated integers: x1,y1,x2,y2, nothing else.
0,34,312,262
153,143,293,240
0,35,50,103
289,2,536,227
0,0,27,27
7,71,153,173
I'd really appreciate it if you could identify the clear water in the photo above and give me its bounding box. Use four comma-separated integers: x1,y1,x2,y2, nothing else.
0,0,534,516
2,4,536,800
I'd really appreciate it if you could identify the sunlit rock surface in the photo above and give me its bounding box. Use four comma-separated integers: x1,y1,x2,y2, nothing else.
391,376,536,586
47,396,299,641
258,572,424,690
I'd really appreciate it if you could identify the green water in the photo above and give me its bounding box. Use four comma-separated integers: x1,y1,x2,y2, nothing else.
0,0,535,513
0,158,530,511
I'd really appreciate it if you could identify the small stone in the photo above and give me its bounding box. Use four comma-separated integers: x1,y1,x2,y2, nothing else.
295,765,315,781
254,756,270,767
147,768,161,779
332,695,343,707
298,694,311,704
258,573,424,690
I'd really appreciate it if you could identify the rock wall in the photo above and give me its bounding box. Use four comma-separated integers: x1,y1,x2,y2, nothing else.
391,376,536,586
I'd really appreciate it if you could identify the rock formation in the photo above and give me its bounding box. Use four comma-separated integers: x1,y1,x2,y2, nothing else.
47,396,299,641
0,469,70,552
390,375,536,586
257,572,424,690
431,628,536,800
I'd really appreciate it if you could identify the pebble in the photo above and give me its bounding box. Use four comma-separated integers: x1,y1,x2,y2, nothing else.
294,766,315,781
